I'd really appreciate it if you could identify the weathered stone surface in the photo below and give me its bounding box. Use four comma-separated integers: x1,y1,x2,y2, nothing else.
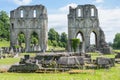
8,63,39,72
10,5,48,52
115,53,120,58
58,56,84,66
96,57,115,68
67,4,112,54
84,58,91,64
96,57,109,65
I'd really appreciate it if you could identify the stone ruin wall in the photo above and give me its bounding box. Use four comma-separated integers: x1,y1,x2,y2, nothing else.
9,4,112,54
67,4,112,54
10,5,48,52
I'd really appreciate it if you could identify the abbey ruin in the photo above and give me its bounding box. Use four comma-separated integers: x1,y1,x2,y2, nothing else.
10,5,48,52
10,4,111,53
8,4,115,73
67,4,112,54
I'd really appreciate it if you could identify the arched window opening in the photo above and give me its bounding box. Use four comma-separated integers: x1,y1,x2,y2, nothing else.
33,10,36,18
17,32,25,48
11,23,14,29
78,9,81,17
76,32,84,52
76,33,83,42
90,32,97,48
30,32,40,51
20,10,23,18
91,8,94,16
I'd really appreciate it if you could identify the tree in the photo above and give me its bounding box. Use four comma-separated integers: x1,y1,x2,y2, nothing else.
52,40,58,47
48,28,68,48
31,37,38,45
0,10,10,41
61,32,67,43
31,32,38,45
48,28,60,42
113,33,120,49
60,32,67,47
71,38,80,52
18,32,25,47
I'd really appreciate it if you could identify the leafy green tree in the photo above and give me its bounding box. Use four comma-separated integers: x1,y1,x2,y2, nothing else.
48,28,60,42
48,40,53,46
52,40,58,47
31,37,38,45
71,38,80,52
18,32,25,47
48,28,68,48
58,41,63,47
31,32,39,45
0,10,10,41
61,32,67,43
113,33,120,49
60,32,67,48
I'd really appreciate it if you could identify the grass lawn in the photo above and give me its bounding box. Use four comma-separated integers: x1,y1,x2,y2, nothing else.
0,40,10,47
47,46,65,51
87,52,116,59
0,64,120,80
0,58,20,65
113,50,120,53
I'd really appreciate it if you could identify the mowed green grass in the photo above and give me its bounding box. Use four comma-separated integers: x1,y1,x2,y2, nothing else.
0,64,120,80
0,58,20,65
0,40,10,47
87,52,116,59
113,50,120,53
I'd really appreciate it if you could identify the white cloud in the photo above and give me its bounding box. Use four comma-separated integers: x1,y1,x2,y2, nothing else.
98,7,120,42
48,3,77,34
13,0,32,5
48,14,67,34
95,0,104,3
59,3,77,12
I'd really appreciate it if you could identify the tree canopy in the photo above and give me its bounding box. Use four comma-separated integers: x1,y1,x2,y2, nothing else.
48,28,60,41
0,10,10,41
113,33,120,49
48,28,67,48
71,38,80,52
0,10,68,49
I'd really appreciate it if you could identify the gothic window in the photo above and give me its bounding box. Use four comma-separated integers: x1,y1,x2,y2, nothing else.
33,10,36,18
91,8,94,16
20,10,23,18
78,9,81,17
11,23,14,30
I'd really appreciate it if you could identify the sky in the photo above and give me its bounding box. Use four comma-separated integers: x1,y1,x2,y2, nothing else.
0,0,120,43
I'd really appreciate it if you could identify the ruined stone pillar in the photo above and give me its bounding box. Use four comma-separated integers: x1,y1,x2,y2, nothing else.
84,35,90,52
25,34,30,52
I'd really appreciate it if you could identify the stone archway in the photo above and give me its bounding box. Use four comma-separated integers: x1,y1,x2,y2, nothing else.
17,31,26,48
10,5,48,52
89,31,97,52
76,31,85,53
68,4,112,53
30,31,41,51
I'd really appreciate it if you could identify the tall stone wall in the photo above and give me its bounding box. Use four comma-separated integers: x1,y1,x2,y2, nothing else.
68,4,112,54
10,5,48,52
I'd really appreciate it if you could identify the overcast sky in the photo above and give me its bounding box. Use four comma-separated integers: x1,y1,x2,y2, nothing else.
0,0,120,43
